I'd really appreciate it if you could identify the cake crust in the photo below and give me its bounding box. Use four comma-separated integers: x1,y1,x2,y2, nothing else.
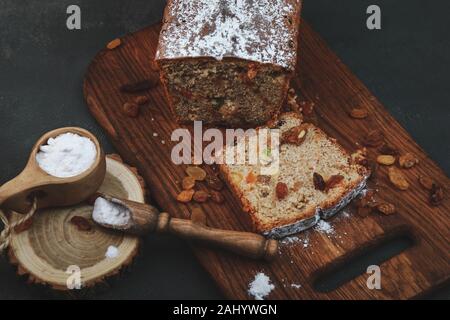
156,0,302,71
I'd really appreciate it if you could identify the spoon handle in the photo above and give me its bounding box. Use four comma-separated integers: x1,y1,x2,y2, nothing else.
0,172,35,213
156,212,278,260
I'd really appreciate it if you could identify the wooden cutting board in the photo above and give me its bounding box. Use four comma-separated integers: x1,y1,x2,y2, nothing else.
83,21,450,299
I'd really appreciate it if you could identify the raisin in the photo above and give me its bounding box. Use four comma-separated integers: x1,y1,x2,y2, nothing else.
276,182,289,200
313,173,326,191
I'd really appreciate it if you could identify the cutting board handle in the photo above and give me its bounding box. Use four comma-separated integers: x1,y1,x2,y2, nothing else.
156,212,278,260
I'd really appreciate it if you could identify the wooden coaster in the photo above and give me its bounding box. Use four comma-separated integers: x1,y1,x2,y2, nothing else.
5,156,145,290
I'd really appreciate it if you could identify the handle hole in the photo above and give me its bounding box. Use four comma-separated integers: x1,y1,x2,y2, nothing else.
312,227,415,293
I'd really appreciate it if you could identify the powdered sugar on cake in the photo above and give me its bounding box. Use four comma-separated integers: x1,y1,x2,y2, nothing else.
156,0,301,70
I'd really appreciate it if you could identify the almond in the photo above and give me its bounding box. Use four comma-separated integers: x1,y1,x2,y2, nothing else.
418,175,434,190
377,203,396,215
193,190,209,203
349,108,368,119
182,176,196,190
363,130,384,147
186,166,207,181
376,155,396,166
276,182,289,200
106,38,121,50
388,167,409,190
123,102,139,117
399,153,419,169
281,125,308,145
313,172,326,191
176,189,195,203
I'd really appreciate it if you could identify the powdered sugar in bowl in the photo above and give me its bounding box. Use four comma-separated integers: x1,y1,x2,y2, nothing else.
0,127,106,214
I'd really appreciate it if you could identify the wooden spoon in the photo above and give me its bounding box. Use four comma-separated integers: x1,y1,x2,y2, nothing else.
93,195,279,261
0,127,106,214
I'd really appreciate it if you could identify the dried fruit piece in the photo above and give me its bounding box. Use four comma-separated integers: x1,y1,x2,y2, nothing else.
106,38,121,50
186,166,207,181
299,100,315,116
230,172,243,184
430,184,444,206
123,102,139,117
246,171,257,184
378,144,399,156
292,181,302,191
388,167,410,190
363,130,384,147
134,96,149,105
349,108,368,119
247,62,259,80
286,88,300,112
276,182,289,200
193,190,209,203
14,218,33,233
247,65,258,80
376,155,396,166
120,78,158,93
182,176,196,190
210,191,224,204
399,153,419,169
418,175,434,190
70,216,92,231
325,175,344,191
206,175,224,191
313,172,326,191
176,189,195,203
281,125,308,145
351,148,368,166
257,175,271,184
377,203,396,215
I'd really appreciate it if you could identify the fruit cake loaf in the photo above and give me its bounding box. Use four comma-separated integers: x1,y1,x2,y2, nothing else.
155,0,302,127
219,113,369,238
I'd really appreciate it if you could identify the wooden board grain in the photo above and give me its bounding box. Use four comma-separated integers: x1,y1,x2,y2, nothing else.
83,21,450,299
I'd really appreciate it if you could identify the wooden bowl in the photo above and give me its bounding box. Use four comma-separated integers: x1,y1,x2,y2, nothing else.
0,127,106,213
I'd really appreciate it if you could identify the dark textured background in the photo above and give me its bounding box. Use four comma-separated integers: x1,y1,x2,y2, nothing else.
0,0,448,299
